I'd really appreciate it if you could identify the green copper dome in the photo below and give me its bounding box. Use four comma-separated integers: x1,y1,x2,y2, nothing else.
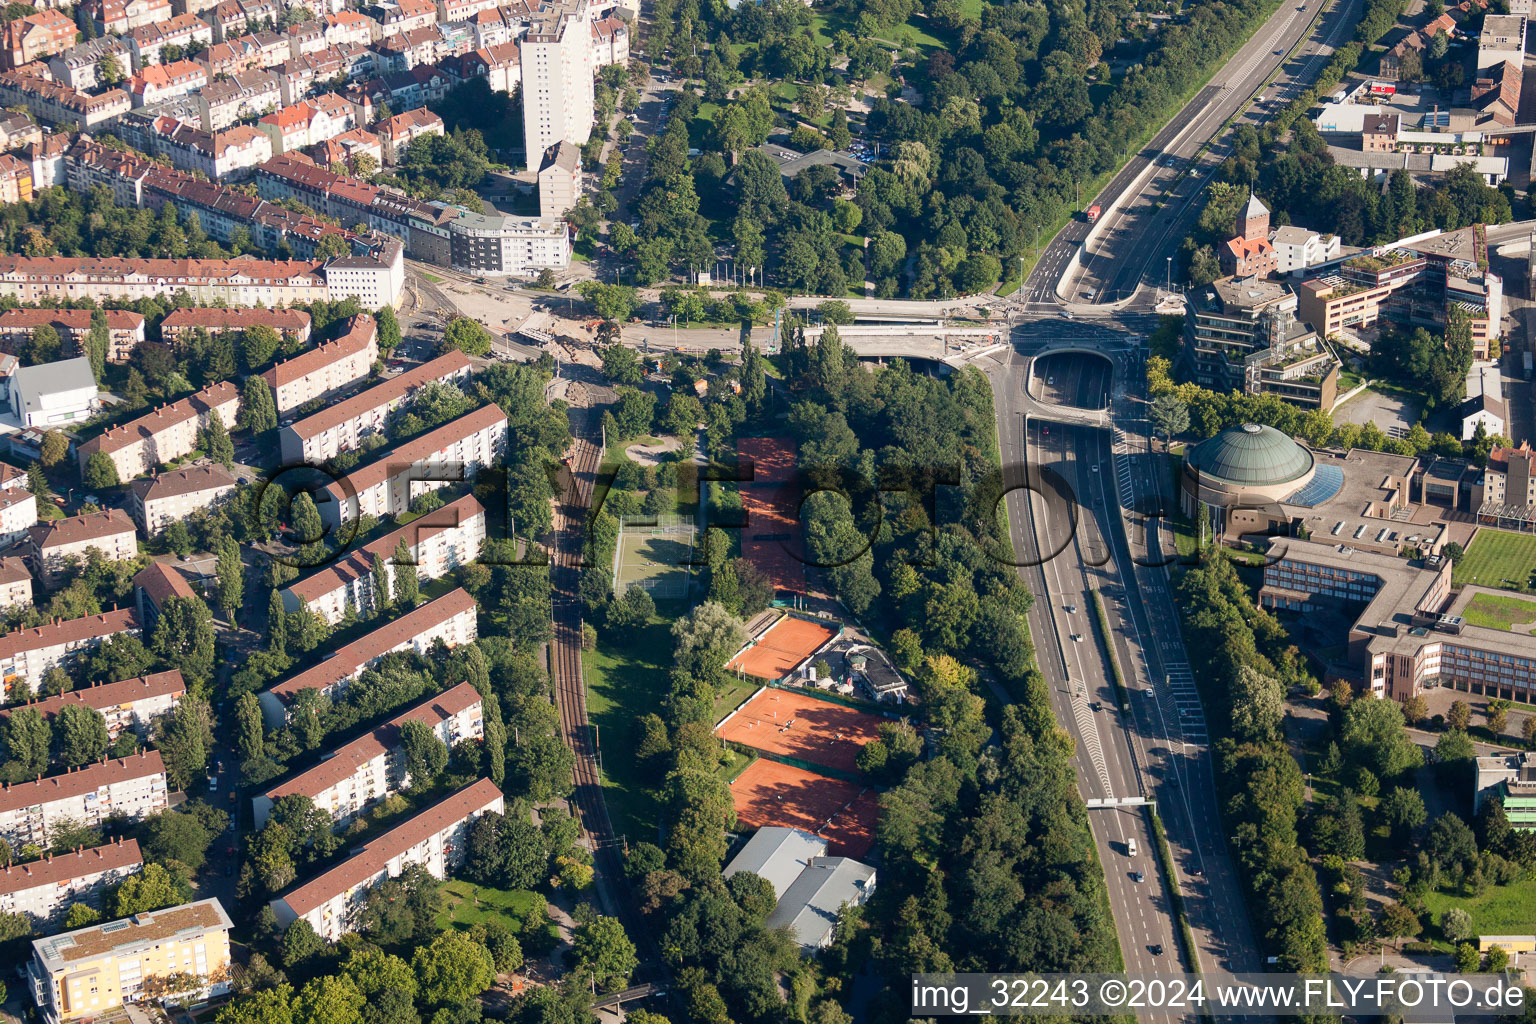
1188,423,1314,487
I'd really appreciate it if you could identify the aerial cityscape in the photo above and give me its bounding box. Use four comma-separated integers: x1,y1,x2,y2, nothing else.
0,0,1528,1017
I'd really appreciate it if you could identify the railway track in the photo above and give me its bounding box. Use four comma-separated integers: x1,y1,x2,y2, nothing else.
546,392,655,964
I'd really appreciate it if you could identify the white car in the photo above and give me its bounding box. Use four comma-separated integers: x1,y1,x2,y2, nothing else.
1071,634,1084,643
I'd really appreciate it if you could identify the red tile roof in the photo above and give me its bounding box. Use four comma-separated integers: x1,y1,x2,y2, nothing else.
27,508,136,552
262,681,482,802
273,777,501,917
160,307,312,336
325,404,507,497
262,313,376,388
128,464,237,504
1,670,185,723
0,837,142,897
0,608,138,660
0,750,164,814
132,562,197,608
286,350,469,443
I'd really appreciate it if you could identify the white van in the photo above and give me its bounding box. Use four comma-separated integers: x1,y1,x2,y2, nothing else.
1127,837,1139,857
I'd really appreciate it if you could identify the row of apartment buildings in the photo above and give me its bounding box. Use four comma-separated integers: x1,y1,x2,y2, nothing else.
0,750,167,849
0,670,187,741
262,311,378,415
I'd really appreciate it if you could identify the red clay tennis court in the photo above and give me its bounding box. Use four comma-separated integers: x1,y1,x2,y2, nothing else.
739,436,805,595
726,614,835,680
715,687,884,774
731,758,878,858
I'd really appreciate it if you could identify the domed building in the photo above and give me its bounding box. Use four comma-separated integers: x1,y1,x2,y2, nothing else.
1180,423,1320,528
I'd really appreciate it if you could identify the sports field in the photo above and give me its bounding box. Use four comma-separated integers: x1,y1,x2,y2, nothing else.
738,437,805,595
726,614,835,680
1454,529,1536,590
730,758,878,857
715,687,884,774
612,515,695,598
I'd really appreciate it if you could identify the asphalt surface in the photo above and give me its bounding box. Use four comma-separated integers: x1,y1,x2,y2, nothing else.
1023,0,1360,307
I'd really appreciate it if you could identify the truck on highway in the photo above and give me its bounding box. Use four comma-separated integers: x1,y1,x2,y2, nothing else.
1085,203,1102,223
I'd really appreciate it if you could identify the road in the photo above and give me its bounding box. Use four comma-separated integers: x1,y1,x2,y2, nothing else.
1022,0,1358,307
984,323,1265,1001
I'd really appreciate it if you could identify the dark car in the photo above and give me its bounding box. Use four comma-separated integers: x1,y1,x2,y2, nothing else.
1150,944,1164,956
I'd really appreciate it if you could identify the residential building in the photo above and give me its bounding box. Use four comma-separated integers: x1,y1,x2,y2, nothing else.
590,14,627,66
1272,225,1342,276
49,37,133,92
210,0,280,41
767,856,877,950
1,670,187,740
439,40,518,92
0,751,167,849
0,249,404,308
438,0,499,22
125,15,214,70
0,839,141,925
537,139,579,219
0,109,42,151
281,493,486,622
160,307,312,347
262,312,377,415
132,562,197,630
128,465,238,537
126,61,209,108
279,350,471,463
519,0,593,173
1475,751,1536,831
1472,60,1522,126
82,0,173,35
0,152,32,204
445,206,570,277
1182,277,1340,410
253,681,484,826
0,609,140,697
1297,226,1504,359
258,588,478,725
5,357,97,430
199,69,280,130
28,509,139,588
268,779,504,940
198,34,264,76
365,0,440,40
1472,441,1536,525
323,11,374,48
0,72,131,129
308,127,382,171
376,106,442,164
4,11,80,71
27,898,232,1024
0,309,146,363
258,96,355,153
0,490,37,547
76,380,240,482
0,556,33,610
316,404,507,527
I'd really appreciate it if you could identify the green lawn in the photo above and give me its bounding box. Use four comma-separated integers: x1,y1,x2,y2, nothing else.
419,272,443,284
435,880,560,947
582,617,673,846
1454,530,1536,590
1423,877,1536,941
1461,591,1536,632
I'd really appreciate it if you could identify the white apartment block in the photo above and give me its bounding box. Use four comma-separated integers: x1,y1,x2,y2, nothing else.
537,140,580,220
253,681,484,827
590,14,627,67
269,778,503,941
0,556,34,611
317,404,507,528
0,839,142,925
281,493,486,623
128,465,238,537
76,381,241,484
262,313,378,415
0,751,168,849
2,670,187,741
27,510,139,590
0,488,39,546
279,350,471,464
0,609,141,698
258,588,478,726
0,256,331,309
519,0,594,173
1272,226,1342,277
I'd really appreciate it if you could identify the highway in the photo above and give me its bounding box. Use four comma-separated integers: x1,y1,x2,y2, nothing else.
1022,0,1360,307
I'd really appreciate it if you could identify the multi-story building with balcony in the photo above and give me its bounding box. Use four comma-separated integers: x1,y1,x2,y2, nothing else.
1183,276,1341,410
261,312,377,415
258,588,478,725
316,404,506,527
27,898,232,1024
279,350,470,464
0,751,167,849
128,465,238,537
0,838,142,925
281,493,485,622
27,509,139,589
0,556,33,610
0,609,140,698
3,11,80,71
253,681,484,826
75,381,240,483
1297,225,1504,358
2,670,186,741
268,779,503,941
0,309,146,363
159,307,312,347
